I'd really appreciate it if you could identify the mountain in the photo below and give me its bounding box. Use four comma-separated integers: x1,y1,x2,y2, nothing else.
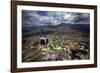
22,23,90,62
22,23,90,38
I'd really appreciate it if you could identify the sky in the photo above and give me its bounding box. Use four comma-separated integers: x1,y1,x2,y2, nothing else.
22,10,90,27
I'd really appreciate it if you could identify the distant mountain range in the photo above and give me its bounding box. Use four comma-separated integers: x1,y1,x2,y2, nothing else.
22,23,90,38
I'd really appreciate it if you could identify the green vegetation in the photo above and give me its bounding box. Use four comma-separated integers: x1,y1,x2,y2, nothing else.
22,24,90,62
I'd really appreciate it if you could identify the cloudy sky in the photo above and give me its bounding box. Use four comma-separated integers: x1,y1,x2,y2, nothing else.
22,10,90,27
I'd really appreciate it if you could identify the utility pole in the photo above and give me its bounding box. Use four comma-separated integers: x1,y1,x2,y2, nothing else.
62,12,63,23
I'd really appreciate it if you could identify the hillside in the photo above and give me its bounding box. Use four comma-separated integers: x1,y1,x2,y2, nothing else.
22,23,90,62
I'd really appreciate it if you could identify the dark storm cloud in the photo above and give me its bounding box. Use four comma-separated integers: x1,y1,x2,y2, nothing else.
71,13,90,24
22,10,90,27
